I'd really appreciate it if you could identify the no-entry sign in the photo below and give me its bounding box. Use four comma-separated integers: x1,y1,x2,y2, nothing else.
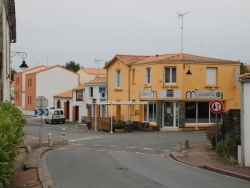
210,99,224,114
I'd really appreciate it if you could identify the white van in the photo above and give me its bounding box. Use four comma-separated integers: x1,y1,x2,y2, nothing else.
45,108,65,124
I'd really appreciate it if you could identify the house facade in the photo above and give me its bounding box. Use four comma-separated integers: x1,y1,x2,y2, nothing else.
53,76,107,123
77,68,107,84
105,53,241,130
239,73,250,166
0,0,16,101
15,65,79,115
14,66,46,109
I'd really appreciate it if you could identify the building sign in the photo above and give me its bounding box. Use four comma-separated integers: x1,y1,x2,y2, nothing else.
186,90,222,99
99,85,106,93
158,90,182,99
166,89,174,97
140,89,157,99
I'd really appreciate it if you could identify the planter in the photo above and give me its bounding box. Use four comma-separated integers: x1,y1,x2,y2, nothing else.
115,129,125,133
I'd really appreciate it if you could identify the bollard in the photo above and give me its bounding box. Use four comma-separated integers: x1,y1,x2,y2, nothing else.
62,128,65,141
185,140,190,149
48,133,52,147
177,142,182,152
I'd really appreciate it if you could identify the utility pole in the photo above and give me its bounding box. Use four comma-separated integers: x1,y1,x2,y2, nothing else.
177,12,191,53
95,59,103,77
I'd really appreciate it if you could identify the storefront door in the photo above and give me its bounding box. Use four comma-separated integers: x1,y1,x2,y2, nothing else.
163,102,179,127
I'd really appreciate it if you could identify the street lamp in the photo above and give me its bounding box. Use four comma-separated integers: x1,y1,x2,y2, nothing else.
11,52,29,70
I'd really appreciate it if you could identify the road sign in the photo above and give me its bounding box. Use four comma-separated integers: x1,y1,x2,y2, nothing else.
35,108,48,116
210,99,224,114
35,96,48,108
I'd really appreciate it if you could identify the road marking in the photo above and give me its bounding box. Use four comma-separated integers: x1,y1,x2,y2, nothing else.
69,136,102,142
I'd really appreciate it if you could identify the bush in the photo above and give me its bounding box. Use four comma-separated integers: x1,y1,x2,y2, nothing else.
0,102,26,188
205,124,222,149
224,126,240,159
113,120,125,129
216,140,225,157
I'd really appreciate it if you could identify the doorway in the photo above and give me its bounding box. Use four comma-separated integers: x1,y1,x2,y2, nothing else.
163,102,179,128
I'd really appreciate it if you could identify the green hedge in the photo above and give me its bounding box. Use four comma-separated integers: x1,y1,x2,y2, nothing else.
0,102,26,188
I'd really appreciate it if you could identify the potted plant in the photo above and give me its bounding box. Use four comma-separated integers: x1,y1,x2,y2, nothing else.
113,120,125,133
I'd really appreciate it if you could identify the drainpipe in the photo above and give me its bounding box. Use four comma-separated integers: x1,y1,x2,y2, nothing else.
240,82,245,166
128,66,132,120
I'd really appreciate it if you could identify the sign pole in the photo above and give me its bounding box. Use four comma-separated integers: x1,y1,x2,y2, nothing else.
39,99,42,146
215,113,218,150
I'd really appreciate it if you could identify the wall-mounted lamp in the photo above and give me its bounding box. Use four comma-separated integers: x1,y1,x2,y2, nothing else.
11,52,29,70
168,87,171,90
211,87,215,90
183,63,192,75
195,86,199,90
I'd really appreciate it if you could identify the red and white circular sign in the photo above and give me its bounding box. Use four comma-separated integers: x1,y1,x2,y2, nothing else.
210,100,224,114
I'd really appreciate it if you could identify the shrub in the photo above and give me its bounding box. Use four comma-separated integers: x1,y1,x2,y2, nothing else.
205,124,222,149
223,126,240,159
0,102,26,188
113,120,125,129
216,140,225,157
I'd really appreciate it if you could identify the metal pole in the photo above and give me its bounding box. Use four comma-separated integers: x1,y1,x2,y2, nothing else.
95,103,97,131
215,113,218,150
110,103,113,133
39,100,43,147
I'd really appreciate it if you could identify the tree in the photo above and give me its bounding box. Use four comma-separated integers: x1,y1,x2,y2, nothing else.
240,62,250,74
11,68,16,81
64,61,81,72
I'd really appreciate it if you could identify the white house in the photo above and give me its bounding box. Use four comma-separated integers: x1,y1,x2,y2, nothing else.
54,85,85,122
239,73,250,166
15,65,79,115
84,77,107,118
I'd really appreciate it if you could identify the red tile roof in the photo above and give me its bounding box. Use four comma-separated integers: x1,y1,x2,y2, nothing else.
136,53,238,64
79,68,107,75
86,77,107,84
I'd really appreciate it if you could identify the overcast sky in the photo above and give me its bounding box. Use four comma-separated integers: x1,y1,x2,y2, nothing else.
11,0,250,71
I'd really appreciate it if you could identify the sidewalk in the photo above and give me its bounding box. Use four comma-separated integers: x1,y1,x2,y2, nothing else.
170,143,250,181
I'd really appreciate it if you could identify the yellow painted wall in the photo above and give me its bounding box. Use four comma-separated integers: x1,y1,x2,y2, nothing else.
107,56,241,125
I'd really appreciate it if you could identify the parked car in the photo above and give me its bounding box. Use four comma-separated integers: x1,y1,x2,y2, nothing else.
45,108,65,124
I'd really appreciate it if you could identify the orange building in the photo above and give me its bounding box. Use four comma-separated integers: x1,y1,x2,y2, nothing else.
104,53,241,130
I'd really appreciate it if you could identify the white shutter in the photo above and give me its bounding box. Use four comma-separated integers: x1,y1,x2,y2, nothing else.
144,68,147,84
206,68,216,85
114,70,117,88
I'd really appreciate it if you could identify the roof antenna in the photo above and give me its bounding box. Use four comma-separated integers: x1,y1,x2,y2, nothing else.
95,59,103,77
177,12,191,53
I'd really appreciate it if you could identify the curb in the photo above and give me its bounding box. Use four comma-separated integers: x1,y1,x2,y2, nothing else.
169,153,250,182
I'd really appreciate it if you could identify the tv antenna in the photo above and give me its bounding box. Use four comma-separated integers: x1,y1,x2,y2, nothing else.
177,12,191,53
95,59,103,77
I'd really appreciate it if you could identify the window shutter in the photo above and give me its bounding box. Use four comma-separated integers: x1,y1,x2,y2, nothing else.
206,68,216,85
119,71,122,88
114,70,117,88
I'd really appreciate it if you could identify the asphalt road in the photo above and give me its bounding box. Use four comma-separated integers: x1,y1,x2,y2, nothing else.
23,117,250,188
47,149,250,188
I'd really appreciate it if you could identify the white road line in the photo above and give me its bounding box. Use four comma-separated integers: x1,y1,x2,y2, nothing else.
69,136,102,142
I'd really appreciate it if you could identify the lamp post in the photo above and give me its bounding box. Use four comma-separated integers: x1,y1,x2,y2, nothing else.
11,52,29,70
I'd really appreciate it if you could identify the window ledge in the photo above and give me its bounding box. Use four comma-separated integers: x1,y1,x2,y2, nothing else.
114,88,123,91
205,85,219,88
162,84,179,88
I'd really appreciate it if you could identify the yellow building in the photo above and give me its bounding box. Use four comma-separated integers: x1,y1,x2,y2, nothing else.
104,53,240,130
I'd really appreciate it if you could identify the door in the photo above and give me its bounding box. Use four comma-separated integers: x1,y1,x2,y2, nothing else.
163,102,174,127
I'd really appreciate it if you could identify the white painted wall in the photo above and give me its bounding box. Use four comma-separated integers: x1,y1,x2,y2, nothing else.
36,67,78,108
78,70,96,84
1,2,11,101
242,81,250,166
72,89,86,122
85,83,107,117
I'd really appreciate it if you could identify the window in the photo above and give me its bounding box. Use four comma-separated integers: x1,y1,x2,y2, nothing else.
90,87,93,97
144,102,157,123
164,67,176,84
185,102,221,123
101,93,105,98
145,67,151,84
114,70,121,88
206,67,217,86
132,69,135,83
